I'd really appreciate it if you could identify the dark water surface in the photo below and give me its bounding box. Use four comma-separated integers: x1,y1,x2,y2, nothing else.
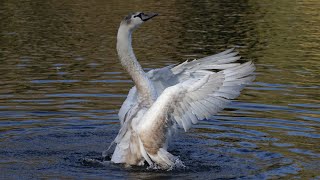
1,0,319,179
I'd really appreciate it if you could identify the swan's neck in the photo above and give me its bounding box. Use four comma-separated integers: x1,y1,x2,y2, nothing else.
117,25,157,105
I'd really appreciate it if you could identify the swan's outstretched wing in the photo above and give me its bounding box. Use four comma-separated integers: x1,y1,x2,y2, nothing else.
149,48,241,92
140,61,255,132
118,48,251,124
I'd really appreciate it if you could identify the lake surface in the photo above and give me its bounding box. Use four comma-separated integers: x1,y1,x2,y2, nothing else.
0,0,319,179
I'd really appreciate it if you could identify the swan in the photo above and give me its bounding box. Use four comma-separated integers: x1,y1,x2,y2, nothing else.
106,12,255,169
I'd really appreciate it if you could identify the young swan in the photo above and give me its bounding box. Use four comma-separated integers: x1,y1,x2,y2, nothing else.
108,12,255,170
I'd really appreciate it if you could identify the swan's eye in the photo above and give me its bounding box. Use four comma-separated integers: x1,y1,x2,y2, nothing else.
134,13,143,20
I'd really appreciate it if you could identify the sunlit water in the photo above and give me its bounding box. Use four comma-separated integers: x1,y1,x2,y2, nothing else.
0,0,319,179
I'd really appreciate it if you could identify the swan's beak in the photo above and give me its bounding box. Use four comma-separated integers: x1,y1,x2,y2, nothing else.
141,13,158,21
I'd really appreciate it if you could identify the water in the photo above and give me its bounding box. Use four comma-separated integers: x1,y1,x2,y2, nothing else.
0,0,319,179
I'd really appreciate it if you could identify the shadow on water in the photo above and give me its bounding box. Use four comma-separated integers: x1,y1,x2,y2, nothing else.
0,0,319,179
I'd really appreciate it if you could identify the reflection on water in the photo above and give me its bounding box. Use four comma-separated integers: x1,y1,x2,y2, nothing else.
0,0,319,179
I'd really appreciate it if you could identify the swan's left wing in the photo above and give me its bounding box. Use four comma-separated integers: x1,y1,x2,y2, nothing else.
119,48,251,127
119,48,241,124
139,61,255,132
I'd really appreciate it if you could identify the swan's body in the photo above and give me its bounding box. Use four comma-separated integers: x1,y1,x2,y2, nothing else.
107,12,255,169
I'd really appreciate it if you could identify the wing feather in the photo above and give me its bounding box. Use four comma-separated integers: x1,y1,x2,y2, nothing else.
119,48,255,133
140,59,255,132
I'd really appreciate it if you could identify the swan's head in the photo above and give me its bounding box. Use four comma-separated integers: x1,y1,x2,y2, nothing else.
121,12,158,31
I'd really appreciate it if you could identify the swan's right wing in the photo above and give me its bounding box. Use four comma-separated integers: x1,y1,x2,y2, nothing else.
139,61,255,132
118,86,138,125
